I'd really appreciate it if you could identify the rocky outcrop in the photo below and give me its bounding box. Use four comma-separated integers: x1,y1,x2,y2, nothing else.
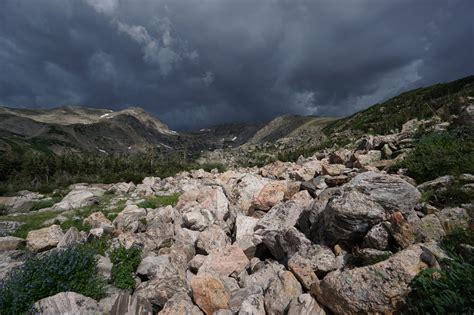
0,191,45,214
52,185,105,211
311,172,420,246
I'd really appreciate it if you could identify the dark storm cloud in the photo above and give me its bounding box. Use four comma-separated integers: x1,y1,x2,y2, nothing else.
0,0,473,130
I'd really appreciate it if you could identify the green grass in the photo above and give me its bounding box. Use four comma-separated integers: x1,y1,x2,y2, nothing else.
137,193,181,209
0,211,60,238
421,184,473,207
110,246,141,290
324,75,474,136
0,244,106,314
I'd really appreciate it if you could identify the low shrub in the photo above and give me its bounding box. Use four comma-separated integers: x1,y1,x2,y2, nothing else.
421,184,473,207
0,245,105,314
398,127,474,183
110,246,141,290
30,198,58,212
405,228,474,313
405,257,474,314
137,193,181,209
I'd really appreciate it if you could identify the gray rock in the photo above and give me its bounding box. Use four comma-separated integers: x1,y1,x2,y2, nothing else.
287,294,326,315
255,191,312,234
264,270,303,315
417,175,454,191
235,215,259,241
97,255,113,281
419,214,446,241
57,227,84,248
26,224,64,252
313,172,420,246
229,285,263,312
241,260,285,291
137,254,175,281
52,186,105,211
33,292,99,315
113,205,147,233
438,207,470,233
313,244,430,314
362,223,390,250
159,292,203,315
349,172,420,214
353,248,393,265
0,236,25,251
238,294,265,315
0,221,24,237
134,275,188,308
196,224,230,255
111,292,153,315
0,191,44,214
188,254,206,273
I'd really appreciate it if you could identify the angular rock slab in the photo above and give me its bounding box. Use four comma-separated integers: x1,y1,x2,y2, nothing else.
198,245,249,277
26,224,64,252
33,292,99,315
191,274,230,315
111,293,153,315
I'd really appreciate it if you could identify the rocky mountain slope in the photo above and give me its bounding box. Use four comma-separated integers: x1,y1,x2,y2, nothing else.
0,100,472,313
0,106,262,156
0,75,473,313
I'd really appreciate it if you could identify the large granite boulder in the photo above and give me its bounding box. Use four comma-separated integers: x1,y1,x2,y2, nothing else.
313,244,432,313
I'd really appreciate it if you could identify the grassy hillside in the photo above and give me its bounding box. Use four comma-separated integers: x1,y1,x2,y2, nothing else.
324,75,474,135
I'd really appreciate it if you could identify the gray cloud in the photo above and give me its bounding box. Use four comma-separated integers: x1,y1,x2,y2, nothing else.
0,0,473,130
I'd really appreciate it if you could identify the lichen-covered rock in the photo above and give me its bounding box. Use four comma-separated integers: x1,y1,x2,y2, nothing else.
362,223,390,250
111,293,153,315
57,226,84,248
313,244,430,314
235,215,259,241
0,221,24,237
26,224,64,252
33,292,99,315
264,270,303,314
0,236,25,252
196,224,230,255
419,214,446,241
255,191,312,234
198,245,249,277
438,207,469,233
52,186,105,211
113,205,147,232
191,274,230,315
134,275,188,308
159,292,203,315
251,181,298,211
313,172,420,246
287,294,326,315
83,211,113,230
178,186,229,230
238,294,265,315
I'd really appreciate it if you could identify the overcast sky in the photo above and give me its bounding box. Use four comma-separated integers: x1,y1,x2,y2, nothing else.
1,0,473,130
